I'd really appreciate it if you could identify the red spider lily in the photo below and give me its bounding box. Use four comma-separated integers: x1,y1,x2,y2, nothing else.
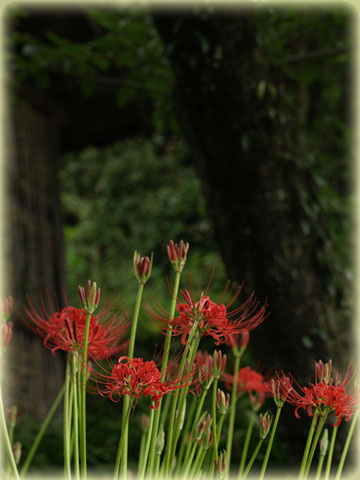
23,295,129,360
275,361,359,427
223,366,271,408
147,278,268,346
134,251,153,285
95,355,196,409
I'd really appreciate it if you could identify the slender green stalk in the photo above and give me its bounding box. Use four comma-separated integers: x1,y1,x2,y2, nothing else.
303,414,328,480
324,425,337,480
64,355,72,479
71,355,80,480
162,322,199,475
225,352,241,477
147,270,181,476
315,451,326,480
238,410,256,477
298,413,319,480
80,311,92,479
182,441,200,478
190,448,207,479
6,405,17,476
138,407,155,479
19,385,64,477
212,378,219,464
181,387,210,470
120,282,144,478
335,409,359,480
113,404,132,480
175,394,198,472
259,406,282,480
0,383,20,480
242,438,264,480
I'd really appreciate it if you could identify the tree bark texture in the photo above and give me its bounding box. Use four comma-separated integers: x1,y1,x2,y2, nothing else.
153,10,353,465
4,98,66,419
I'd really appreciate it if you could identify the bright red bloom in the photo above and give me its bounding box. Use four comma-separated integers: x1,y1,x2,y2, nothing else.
23,296,128,360
148,281,268,346
96,356,194,409
223,366,271,408
275,361,358,427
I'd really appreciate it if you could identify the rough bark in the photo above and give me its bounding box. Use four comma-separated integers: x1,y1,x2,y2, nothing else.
153,10,352,465
5,98,66,419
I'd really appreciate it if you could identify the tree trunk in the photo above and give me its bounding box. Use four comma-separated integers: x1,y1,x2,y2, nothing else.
153,10,352,465
4,96,66,420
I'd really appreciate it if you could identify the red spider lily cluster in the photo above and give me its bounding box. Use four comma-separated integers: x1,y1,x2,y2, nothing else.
23,299,128,360
223,366,271,410
275,361,358,427
96,356,194,409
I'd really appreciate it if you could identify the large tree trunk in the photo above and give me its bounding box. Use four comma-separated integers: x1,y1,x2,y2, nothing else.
153,10,352,466
4,96,66,419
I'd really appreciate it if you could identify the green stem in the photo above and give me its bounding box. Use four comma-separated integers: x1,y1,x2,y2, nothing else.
259,406,282,480
242,438,264,480
335,409,359,480
0,382,20,479
182,441,200,478
212,378,219,464
162,322,199,475
138,407,155,479
64,355,72,479
80,311,92,479
147,270,181,476
315,453,326,480
303,414,328,480
20,384,65,477
121,282,144,478
113,404,132,480
298,412,319,480
324,425,337,480
225,352,241,477
71,355,80,480
238,410,256,478
6,406,17,477
175,393,198,472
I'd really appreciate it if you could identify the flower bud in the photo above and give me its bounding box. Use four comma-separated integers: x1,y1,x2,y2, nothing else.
156,424,165,455
259,412,272,439
0,296,13,321
319,428,329,456
7,405,18,427
167,239,190,273
214,450,226,475
212,350,227,379
13,441,22,465
78,280,100,314
134,251,153,285
216,389,230,415
1,322,13,352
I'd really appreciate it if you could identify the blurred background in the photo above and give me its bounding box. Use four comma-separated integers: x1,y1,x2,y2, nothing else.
2,2,356,476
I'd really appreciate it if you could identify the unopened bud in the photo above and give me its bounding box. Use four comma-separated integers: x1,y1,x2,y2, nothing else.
78,280,100,314
167,240,190,273
0,296,13,320
319,428,329,456
134,251,153,285
259,412,272,439
1,322,13,351
13,441,22,465
7,405,18,426
156,424,165,455
212,350,227,379
216,389,230,415
214,450,226,475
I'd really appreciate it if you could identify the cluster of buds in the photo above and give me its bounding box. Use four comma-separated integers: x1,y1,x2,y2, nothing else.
231,330,250,356
134,251,153,285
167,240,189,273
259,412,272,439
271,374,292,407
212,350,227,379
214,451,226,477
78,280,101,314
194,412,212,448
216,388,230,415
249,392,265,412
315,360,333,385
